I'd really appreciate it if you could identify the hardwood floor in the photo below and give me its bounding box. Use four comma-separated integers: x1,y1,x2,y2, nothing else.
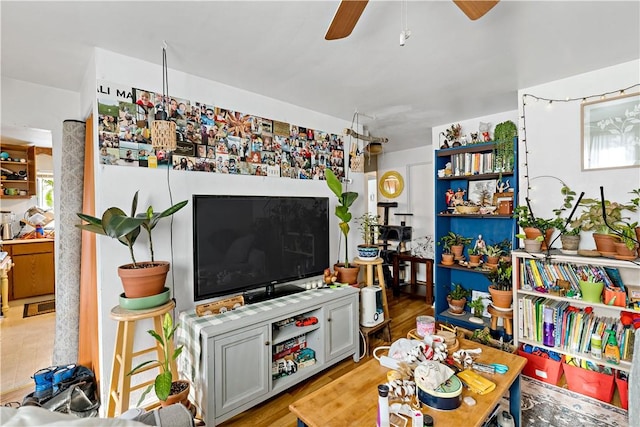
219,289,432,427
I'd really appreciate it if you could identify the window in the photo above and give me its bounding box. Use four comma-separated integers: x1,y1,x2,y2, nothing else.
37,172,54,210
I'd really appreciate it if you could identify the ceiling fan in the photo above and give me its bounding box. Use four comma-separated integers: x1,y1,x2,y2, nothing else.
325,0,499,40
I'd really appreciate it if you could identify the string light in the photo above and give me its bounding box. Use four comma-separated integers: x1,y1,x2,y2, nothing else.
520,83,639,203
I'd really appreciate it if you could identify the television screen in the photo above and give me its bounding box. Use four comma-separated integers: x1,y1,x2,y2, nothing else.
193,195,329,302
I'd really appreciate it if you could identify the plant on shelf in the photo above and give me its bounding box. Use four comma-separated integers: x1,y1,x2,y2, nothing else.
516,233,544,253
355,212,380,260
468,297,485,318
550,184,584,252
467,247,482,265
496,238,513,261
447,282,471,315
570,192,637,255
614,221,639,257
325,168,360,283
487,260,513,309
127,313,190,407
492,120,517,172
481,244,503,267
77,190,188,299
513,205,561,251
439,231,472,259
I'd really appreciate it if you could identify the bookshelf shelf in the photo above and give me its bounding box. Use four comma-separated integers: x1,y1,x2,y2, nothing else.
513,250,637,376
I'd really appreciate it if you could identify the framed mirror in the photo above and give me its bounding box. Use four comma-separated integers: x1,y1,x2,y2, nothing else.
379,171,404,198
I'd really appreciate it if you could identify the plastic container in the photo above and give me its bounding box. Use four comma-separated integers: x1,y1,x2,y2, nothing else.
563,362,614,402
518,346,564,385
377,384,390,427
416,316,435,337
615,371,628,410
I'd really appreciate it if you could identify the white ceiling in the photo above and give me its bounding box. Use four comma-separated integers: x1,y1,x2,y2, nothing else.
1,1,639,152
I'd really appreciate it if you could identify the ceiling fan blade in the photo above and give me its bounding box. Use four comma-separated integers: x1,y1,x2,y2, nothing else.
453,0,499,20
325,0,369,40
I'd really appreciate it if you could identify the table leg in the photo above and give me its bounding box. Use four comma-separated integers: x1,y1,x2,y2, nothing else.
392,255,400,296
509,374,521,427
1,263,10,316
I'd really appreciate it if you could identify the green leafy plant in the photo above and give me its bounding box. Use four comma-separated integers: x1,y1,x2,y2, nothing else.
616,221,639,250
487,261,513,291
513,205,561,233
356,212,379,246
449,282,471,300
127,313,183,405
439,231,472,248
467,247,480,256
325,169,359,267
570,197,636,235
77,191,188,267
516,233,544,242
496,238,513,256
468,297,485,317
481,244,503,258
492,120,517,172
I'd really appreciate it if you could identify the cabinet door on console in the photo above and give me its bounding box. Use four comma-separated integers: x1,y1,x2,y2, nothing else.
213,324,270,417
325,297,357,362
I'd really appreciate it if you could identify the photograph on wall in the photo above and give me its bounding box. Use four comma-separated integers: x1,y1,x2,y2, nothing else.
99,146,119,165
253,117,273,136
216,154,230,173
198,103,215,126
194,157,216,173
226,111,253,138
582,92,640,170
133,88,155,127
273,120,290,137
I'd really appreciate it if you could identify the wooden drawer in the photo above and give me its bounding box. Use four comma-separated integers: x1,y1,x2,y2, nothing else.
9,241,53,255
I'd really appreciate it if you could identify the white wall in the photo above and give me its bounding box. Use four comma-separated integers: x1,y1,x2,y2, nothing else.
517,59,640,247
90,48,366,401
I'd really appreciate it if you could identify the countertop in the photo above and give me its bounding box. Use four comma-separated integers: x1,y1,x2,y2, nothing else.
1,238,54,244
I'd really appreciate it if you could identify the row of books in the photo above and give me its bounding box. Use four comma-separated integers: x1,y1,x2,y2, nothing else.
450,152,496,176
520,259,625,295
518,295,633,361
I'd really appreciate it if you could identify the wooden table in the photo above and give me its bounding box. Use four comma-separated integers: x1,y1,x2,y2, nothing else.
289,338,527,427
392,252,433,304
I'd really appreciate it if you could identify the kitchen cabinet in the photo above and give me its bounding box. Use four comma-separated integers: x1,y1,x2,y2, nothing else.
0,142,36,198
4,239,55,300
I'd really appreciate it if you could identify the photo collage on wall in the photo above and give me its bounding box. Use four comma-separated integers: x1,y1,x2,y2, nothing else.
97,84,346,180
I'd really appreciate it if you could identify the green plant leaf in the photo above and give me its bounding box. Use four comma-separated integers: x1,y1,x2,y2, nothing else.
325,169,343,198
136,384,154,407
155,371,173,401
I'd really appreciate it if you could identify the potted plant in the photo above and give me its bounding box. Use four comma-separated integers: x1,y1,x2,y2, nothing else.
447,283,470,315
492,120,517,172
127,313,190,407
487,260,513,309
550,184,583,253
516,233,544,253
467,247,482,266
439,231,472,260
77,191,188,299
356,212,380,260
496,238,512,263
481,244,503,267
570,195,636,256
468,296,485,319
614,221,639,260
439,239,455,266
325,168,360,284
513,205,560,251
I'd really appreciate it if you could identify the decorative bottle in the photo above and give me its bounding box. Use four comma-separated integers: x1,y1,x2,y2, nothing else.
377,384,390,427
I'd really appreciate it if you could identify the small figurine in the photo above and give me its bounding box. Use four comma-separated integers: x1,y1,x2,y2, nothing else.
479,122,491,142
496,179,510,193
452,188,466,206
446,189,455,206
470,132,479,144
474,234,486,251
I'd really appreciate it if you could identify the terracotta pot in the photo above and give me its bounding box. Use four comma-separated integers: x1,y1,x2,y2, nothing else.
524,227,554,251
447,295,466,314
560,234,580,251
614,242,638,260
488,285,513,309
451,245,464,259
469,254,481,265
441,253,455,266
635,226,640,258
592,233,620,257
118,261,170,298
333,263,360,285
160,380,190,408
486,256,499,266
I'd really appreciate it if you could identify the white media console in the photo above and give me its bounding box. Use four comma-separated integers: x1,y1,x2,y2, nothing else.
177,285,360,426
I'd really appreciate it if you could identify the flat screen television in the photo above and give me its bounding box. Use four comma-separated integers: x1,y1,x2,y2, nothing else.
193,195,330,303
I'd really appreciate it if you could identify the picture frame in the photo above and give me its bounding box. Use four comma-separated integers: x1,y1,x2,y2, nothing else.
581,92,640,171
468,179,496,206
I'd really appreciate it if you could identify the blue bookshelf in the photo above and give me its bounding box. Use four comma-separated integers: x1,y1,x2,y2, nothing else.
433,139,519,331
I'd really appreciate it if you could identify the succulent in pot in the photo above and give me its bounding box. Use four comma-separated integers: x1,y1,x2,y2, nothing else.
77,190,188,298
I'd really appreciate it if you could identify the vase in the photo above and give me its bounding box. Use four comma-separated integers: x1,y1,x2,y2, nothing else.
579,280,603,303
446,296,466,315
333,263,360,285
592,233,620,257
488,285,513,309
117,261,170,298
